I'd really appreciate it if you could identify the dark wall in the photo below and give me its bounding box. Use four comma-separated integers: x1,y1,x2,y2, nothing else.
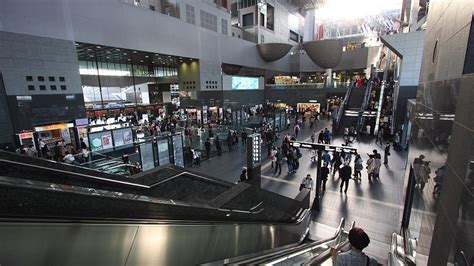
0,74,14,146
198,91,224,107
7,94,86,131
265,88,343,107
222,90,265,107
395,86,418,129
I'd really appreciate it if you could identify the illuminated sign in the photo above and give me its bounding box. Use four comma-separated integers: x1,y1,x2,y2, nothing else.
34,123,68,132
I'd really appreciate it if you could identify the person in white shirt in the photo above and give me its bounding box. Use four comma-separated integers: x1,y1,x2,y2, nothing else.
63,151,75,164
300,174,314,191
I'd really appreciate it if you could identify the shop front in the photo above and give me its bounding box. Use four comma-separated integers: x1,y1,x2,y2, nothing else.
297,102,321,113
16,131,35,147
34,122,76,149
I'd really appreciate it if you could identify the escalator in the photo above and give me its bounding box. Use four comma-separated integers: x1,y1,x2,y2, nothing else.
0,150,313,265
207,219,354,265
336,84,369,136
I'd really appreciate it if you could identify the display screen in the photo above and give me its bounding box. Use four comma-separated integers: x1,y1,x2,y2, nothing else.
89,131,113,152
113,127,133,148
140,142,155,171
231,76,259,90
172,134,184,167
157,139,170,166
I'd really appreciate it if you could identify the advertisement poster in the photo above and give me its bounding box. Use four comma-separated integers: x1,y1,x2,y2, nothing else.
123,129,133,145
231,76,259,90
202,106,208,125
101,134,113,150
157,139,170,166
113,128,133,148
140,142,155,171
172,134,184,167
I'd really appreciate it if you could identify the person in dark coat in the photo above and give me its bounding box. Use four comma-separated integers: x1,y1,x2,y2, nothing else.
339,162,352,193
215,136,222,156
384,143,391,165
321,162,330,191
205,138,211,160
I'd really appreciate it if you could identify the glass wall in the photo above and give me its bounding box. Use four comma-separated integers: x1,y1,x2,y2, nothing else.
79,60,177,77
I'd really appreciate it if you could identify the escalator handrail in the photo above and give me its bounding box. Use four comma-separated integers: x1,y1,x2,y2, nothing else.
335,85,354,129
220,218,346,265
303,220,355,266
358,81,373,132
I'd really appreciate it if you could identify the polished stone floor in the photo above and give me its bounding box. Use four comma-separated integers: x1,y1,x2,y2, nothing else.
190,118,412,263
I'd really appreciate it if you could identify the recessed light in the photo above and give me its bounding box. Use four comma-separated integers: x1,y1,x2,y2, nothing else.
87,48,91,51
75,43,79,46
89,55,94,57
145,55,149,58
123,53,127,55
96,46,101,48
106,56,110,59
106,51,111,54
127,59,131,61
152,61,155,63
116,48,120,51
140,60,143,62
133,51,137,53
168,55,171,57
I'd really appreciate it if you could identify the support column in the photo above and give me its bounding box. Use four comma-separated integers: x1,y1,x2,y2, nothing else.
325,68,333,88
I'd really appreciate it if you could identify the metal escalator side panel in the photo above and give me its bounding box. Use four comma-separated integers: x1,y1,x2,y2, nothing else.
227,218,346,265
0,214,311,266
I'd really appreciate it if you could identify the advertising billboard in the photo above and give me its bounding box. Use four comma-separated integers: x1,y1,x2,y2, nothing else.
231,76,259,90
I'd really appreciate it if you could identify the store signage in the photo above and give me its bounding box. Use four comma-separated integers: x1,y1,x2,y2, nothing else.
75,118,89,126
34,123,68,132
18,132,33,139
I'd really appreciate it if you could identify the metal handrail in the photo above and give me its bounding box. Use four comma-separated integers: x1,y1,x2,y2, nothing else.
335,85,353,129
303,220,356,265
358,81,373,132
222,218,346,265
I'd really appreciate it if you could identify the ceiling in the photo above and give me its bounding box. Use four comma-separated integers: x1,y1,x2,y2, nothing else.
75,42,195,67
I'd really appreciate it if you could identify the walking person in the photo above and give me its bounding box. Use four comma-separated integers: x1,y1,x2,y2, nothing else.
373,151,382,179
275,147,282,175
215,136,222,156
375,129,383,145
239,169,247,183
339,162,352,193
322,151,332,171
294,123,300,139
270,147,277,168
286,149,295,174
384,143,391,165
227,131,233,151
241,130,247,145
321,162,329,191
418,161,431,191
366,155,376,181
332,152,342,176
318,130,325,144
311,130,316,143
354,154,363,181
205,138,211,160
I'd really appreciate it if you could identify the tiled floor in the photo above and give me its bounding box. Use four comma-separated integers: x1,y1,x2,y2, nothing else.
190,118,411,262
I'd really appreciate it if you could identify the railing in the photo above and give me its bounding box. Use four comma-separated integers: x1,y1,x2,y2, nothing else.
335,85,353,129
391,81,400,134
266,82,351,90
357,81,373,132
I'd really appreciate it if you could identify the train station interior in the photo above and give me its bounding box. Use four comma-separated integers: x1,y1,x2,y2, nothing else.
0,0,473,265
